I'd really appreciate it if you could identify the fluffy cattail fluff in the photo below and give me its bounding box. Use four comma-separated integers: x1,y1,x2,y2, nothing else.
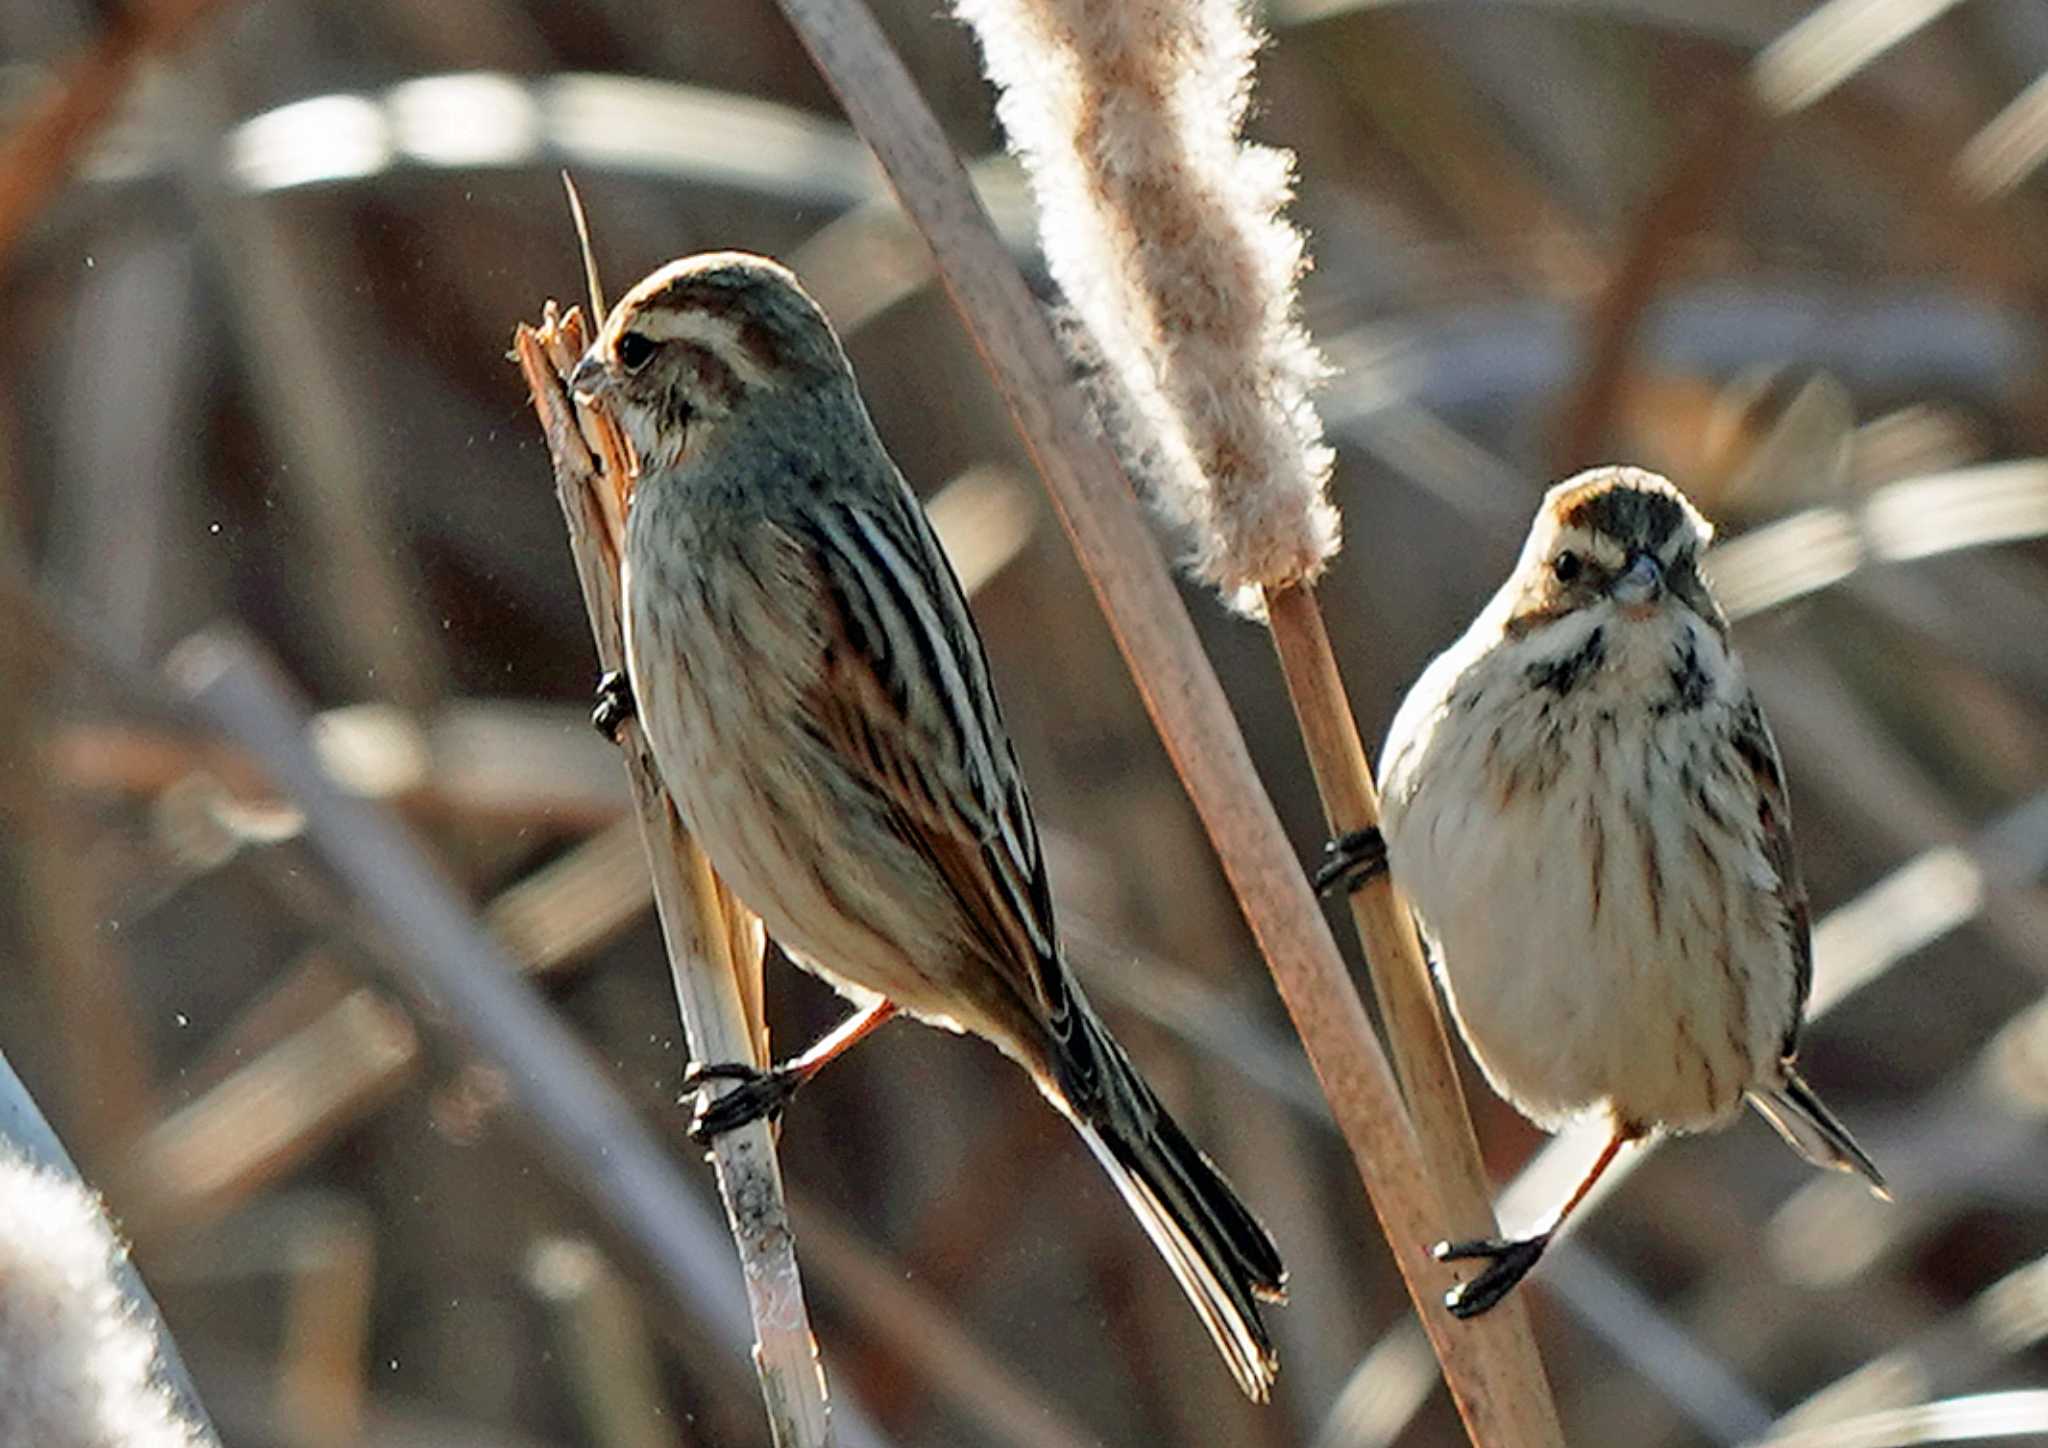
0,1151,210,1448
952,0,1339,612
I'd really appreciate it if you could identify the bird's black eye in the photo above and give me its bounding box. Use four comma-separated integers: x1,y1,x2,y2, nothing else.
1552,550,1583,583
615,331,656,372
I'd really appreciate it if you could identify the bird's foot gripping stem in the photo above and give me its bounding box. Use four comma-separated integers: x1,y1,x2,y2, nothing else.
681,1061,808,1144
592,669,636,742
1434,1233,1550,1319
1313,825,1388,897
1435,1126,1630,1317
679,1000,900,1146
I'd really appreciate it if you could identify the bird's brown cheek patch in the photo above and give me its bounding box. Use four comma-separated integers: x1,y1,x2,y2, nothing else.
672,340,744,413
1502,596,1572,640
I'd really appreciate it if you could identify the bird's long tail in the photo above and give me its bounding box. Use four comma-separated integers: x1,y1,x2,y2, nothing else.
1056,999,1287,1401
1747,1069,1890,1199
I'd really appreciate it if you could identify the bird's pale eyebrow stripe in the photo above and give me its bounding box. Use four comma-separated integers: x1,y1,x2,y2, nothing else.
634,308,775,390
669,341,740,411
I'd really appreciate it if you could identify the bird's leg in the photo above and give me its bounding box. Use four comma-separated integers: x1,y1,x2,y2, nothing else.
684,999,899,1143
592,669,636,743
1434,1126,1635,1319
1313,825,1388,897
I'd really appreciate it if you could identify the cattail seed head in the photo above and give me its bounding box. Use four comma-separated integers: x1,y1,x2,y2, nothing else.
0,1153,208,1448
954,0,1340,613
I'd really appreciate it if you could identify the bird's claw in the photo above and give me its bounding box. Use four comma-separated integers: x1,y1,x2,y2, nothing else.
592,669,636,743
681,1060,805,1144
1313,826,1388,897
1433,1233,1550,1319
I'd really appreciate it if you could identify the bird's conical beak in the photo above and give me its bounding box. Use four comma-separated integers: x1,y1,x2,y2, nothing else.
569,348,611,399
1610,551,1664,610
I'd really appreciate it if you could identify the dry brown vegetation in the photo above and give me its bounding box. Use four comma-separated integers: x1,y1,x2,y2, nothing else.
0,2,2045,1445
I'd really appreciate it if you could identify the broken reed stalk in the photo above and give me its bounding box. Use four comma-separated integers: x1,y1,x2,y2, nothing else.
175,628,890,1445
513,306,829,1448
768,0,1555,1440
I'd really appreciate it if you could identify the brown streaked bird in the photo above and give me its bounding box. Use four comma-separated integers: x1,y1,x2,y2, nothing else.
568,252,1286,1397
1319,465,1886,1318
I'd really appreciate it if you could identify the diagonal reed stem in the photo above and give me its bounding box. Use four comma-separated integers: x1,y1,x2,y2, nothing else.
768,0,1560,1441
513,308,832,1447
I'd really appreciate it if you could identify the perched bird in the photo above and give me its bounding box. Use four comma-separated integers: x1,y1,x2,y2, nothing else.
568,252,1285,1397
1318,465,1886,1318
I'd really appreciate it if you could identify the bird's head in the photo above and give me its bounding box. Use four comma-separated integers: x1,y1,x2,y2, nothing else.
1501,466,1723,640
569,251,849,473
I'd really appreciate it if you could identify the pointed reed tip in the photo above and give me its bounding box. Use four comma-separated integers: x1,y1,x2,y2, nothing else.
561,170,606,324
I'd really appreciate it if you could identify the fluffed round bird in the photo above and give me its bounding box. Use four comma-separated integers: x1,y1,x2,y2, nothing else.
569,252,1286,1397
1318,465,1886,1318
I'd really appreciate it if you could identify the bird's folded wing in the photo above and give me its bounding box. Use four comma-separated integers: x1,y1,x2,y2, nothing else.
786,494,1071,1035
1731,694,1811,1055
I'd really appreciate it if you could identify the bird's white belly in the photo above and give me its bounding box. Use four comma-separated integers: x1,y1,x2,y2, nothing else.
1385,703,1782,1133
622,542,978,1031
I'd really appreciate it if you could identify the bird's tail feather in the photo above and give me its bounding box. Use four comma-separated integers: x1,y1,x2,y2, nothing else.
1061,1004,1285,1401
1747,1071,1889,1199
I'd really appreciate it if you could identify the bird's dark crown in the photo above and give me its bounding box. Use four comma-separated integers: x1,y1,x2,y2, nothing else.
1547,467,1700,554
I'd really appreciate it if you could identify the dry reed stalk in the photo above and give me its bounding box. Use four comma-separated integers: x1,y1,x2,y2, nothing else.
514,304,829,1447
0,662,159,1158
944,0,1557,1435
1261,579,1559,1390
769,0,1558,1439
174,628,893,1445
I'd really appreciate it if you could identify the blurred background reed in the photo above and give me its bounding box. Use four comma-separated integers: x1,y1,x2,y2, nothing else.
0,1,2044,1445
